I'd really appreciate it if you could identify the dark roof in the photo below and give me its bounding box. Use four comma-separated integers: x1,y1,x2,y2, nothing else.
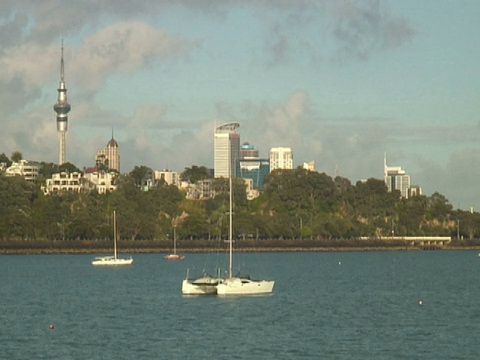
107,138,118,147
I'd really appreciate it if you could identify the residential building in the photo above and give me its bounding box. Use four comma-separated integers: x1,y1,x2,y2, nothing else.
409,185,423,197
384,154,411,198
42,172,87,194
83,170,117,194
302,160,315,171
243,178,260,200
42,170,117,195
154,169,181,187
5,160,39,182
185,179,215,200
269,147,293,172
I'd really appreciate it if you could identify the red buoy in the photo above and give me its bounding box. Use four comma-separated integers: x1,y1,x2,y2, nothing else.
49,324,55,330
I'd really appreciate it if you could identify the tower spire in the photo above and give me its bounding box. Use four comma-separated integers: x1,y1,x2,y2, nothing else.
53,39,71,165
60,39,65,82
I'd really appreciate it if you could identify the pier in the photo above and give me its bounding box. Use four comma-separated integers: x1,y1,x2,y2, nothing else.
359,236,451,249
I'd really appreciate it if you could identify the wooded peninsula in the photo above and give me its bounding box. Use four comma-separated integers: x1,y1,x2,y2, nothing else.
2,164,480,254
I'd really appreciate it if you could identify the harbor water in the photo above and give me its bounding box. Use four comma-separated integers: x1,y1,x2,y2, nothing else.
1,250,480,359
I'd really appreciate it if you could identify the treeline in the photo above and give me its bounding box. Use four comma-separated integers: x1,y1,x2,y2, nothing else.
1,166,480,243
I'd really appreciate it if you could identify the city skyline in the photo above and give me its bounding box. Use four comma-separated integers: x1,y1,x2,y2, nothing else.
1,1,479,209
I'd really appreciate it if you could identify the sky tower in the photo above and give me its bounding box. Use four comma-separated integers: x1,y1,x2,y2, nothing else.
53,41,71,165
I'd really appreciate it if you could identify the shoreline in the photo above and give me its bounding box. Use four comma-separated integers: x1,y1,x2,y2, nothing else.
1,245,479,255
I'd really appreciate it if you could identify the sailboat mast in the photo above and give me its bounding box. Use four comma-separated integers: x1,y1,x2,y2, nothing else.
113,210,117,260
228,172,233,278
173,226,177,255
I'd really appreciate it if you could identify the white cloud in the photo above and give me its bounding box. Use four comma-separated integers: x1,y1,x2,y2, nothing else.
73,22,193,95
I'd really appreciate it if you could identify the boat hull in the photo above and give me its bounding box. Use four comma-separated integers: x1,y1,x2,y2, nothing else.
216,277,274,295
182,279,218,295
91,257,134,266
164,254,185,260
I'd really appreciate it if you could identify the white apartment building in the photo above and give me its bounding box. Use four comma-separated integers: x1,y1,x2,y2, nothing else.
269,147,293,172
302,160,315,172
83,171,117,194
43,172,86,194
384,154,411,198
5,160,39,182
154,169,181,187
42,171,116,195
185,179,215,200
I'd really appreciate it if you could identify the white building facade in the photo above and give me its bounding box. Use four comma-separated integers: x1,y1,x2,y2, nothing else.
5,160,39,182
154,169,181,187
384,154,411,198
42,171,116,195
83,171,117,194
214,122,240,178
95,137,120,172
42,172,85,194
269,147,293,172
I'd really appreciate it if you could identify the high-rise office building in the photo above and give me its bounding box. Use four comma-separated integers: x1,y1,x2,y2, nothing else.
269,147,293,172
240,142,259,159
384,154,411,198
214,122,240,178
95,134,120,172
238,142,269,190
53,41,71,165
239,158,270,190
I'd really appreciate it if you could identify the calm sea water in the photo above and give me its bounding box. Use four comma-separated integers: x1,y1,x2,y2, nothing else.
1,250,480,359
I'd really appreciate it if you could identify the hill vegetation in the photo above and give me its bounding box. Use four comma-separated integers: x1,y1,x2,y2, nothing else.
2,162,480,252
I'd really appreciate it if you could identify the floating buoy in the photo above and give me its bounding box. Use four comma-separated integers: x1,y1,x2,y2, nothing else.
338,261,341,265
49,324,55,329
418,300,423,305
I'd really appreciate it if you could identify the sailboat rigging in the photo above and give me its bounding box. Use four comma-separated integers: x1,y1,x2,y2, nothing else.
216,168,275,295
164,225,185,260
92,210,134,266
181,124,274,295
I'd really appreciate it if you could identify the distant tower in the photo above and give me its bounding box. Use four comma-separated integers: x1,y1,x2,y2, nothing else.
384,153,411,198
214,123,240,178
96,130,120,172
53,41,71,165
238,142,270,190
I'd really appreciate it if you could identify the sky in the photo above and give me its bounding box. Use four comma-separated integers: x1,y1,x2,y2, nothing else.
1,0,479,209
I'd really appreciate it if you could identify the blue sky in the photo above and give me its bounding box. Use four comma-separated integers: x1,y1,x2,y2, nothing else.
1,0,479,209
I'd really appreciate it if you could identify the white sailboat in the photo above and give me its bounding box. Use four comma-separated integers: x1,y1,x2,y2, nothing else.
181,268,223,295
92,210,134,266
216,156,275,295
164,226,185,260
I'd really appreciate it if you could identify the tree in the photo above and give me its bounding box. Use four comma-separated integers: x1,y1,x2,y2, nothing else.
0,176,37,240
59,162,81,173
38,162,59,178
395,196,427,235
109,174,157,240
0,153,11,167
11,151,23,163
129,165,153,189
181,165,212,184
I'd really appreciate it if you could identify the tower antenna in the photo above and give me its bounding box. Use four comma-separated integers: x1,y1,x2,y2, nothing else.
53,39,71,165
